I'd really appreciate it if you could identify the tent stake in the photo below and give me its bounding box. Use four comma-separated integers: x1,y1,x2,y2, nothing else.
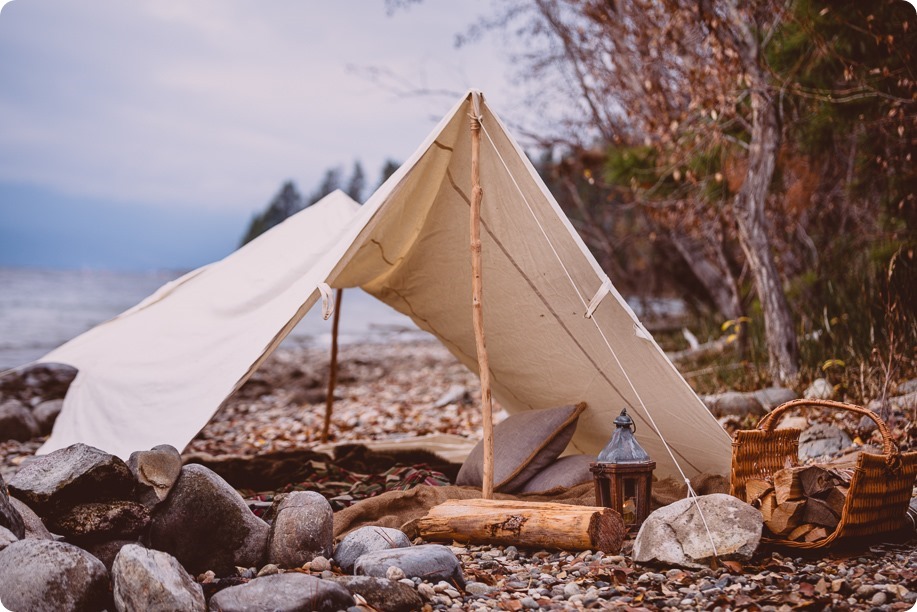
321,288,343,443
469,93,494,500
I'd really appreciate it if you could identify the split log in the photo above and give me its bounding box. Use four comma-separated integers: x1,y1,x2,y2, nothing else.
803,498,840,529
762,465,852,540
417,499,625,553
798,466,850,498
787,523,817,541
804,527,829,543
765,499,805,536
823,486,848,516
758,491,778,523
774,468,805,505
745,479,773,505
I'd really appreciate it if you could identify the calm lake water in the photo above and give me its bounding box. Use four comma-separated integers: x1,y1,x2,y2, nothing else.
0,267,684,371
0,267,424,371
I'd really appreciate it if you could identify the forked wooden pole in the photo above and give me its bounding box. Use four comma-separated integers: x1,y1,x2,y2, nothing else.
321,288,343,443
469,92,494,500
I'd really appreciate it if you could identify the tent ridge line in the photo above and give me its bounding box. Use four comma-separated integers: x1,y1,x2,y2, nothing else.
445,165,705,473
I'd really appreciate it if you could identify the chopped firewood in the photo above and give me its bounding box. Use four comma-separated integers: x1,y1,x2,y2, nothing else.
822,486,848,516
788,523,817,541
804,526,829,542
765,499,805,536
774,467,805,505
799,466,841,497
759,491,778,522
804,498,840,529
745,479,774,504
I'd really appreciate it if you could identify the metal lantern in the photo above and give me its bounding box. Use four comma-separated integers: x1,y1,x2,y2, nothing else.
590,408,655,528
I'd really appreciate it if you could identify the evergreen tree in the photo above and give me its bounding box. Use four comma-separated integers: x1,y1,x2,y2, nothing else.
378,159,400,187
346,161,366,202
239,181,304,246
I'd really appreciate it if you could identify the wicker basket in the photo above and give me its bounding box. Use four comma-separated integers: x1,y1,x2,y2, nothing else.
730,398,917,548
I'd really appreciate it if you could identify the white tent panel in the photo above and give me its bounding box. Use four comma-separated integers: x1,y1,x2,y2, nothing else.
40,91,732,480
333,93,732,478
39,192,362,459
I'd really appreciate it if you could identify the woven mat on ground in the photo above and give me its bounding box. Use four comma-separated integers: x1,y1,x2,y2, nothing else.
332,473,729,539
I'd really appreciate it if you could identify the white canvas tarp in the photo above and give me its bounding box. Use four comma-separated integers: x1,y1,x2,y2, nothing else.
40,191,362,458
40,91,732,479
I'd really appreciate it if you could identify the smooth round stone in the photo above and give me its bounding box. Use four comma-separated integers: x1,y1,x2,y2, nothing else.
112,544,205,612
0,539,109,612
207,573,353,612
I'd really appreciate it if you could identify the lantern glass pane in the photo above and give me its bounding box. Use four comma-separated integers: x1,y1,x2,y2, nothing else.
623,478,637,524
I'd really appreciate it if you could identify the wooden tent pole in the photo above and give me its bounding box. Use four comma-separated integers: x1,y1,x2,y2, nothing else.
469,93,494,500
321,288,343,443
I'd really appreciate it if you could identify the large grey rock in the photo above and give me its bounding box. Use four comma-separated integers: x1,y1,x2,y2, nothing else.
633,493,763,569
20,362,78,400
752,387,797,411
332,576,423,612
0,474,24,538
804,378,834,400
897,378,917,395
700,392,765,418
8,496,51,539
32,399,63,434
799,423,853,459
0,362,77,404
0,398,39,441
8,443,137,516
81,538,140,572
112,544,205,612
891,390,917,411
207,573,354,612
49,500,150,542
0,525,17,551
354,544,465,587
775,415,809,431
334,526,412,573
0,539,109,612
268,490,333,568
128,444,183,506
149,463,269,575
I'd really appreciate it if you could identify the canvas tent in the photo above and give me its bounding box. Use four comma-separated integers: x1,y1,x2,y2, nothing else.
39,91,733,480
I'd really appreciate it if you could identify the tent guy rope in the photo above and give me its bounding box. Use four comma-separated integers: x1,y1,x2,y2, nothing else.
478,115,720,559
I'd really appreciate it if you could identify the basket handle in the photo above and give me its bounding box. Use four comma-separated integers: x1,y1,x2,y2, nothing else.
757,398,898,459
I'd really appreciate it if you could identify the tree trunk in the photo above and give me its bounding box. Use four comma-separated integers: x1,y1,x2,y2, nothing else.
732,91,799,384
668,230,742,321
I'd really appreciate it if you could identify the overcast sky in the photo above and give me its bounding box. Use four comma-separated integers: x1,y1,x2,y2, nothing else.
0,0,528,270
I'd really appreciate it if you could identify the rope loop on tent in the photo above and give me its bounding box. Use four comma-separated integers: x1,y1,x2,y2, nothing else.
318,282,336,320
585,277,613,319
477,118,720,561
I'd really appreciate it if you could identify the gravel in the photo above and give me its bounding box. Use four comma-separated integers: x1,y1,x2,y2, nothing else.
2,340,915,610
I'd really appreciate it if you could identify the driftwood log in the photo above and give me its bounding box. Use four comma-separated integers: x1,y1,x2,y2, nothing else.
416,499,625,553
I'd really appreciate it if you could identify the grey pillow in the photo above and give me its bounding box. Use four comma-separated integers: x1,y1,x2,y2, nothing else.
519,454,596,494
456,403,587,493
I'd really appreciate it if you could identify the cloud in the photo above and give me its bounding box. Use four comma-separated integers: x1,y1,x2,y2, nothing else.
0,0,518,214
